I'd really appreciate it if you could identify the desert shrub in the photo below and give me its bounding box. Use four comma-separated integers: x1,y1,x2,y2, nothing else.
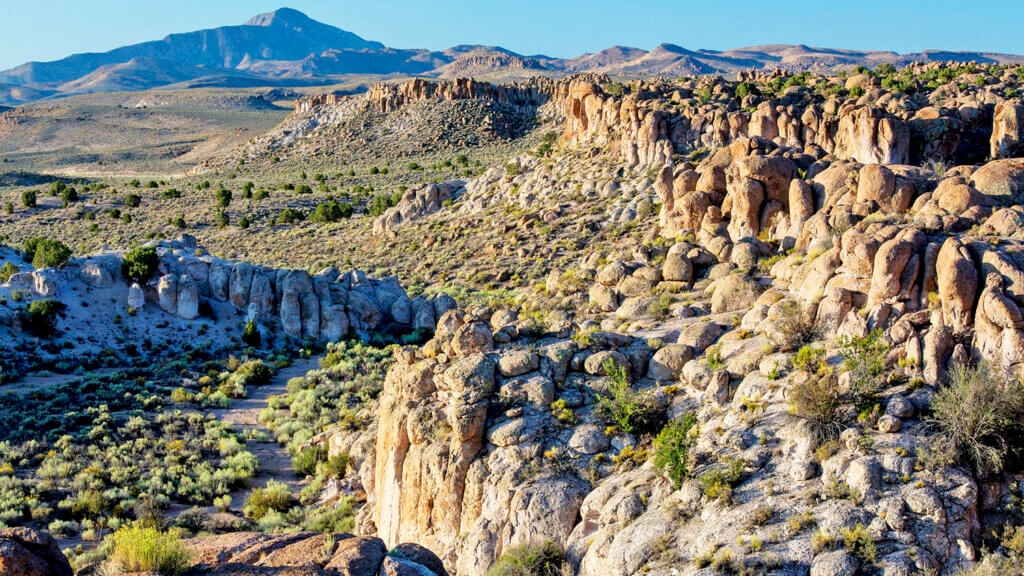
705,344,722,370
303,497,355,532
276,208,305,224
134,495,168,530
310,200,352,223
242,321,260,347
106,522,191,576
243,480,293,520
24,237,72,268
121,246,159,282
787,370,841,442
928,362,1024,476
596,358,665,436
214,210,229,228
698,456,747,504
322,452,349,478
60,187,78,207
0,262,18,283
213,495,232,512
292,446,325,477
486,539,563,576
175,507,209,533
734,81,759,100
215,188,232,208
367,195,396,217
771,301,817,350
21,299,65,337
792,345,825,371
124,193,141,207
838,329,888,404
840,523,877,565
21,190,36,207
234,360,273,387
654,414,698,489
172,215,187,229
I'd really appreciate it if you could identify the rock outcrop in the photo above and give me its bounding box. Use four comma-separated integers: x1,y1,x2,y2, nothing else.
0,528,73,576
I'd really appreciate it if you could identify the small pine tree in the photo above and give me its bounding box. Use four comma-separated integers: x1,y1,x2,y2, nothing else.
242,321,260,347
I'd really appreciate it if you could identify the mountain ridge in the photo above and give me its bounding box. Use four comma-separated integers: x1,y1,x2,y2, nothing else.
2,7,1023,106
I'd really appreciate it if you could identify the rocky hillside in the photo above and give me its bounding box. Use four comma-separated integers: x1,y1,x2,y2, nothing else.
4,61,1024,576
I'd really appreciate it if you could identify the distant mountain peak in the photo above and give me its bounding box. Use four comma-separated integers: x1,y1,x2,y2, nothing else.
244,7,314,28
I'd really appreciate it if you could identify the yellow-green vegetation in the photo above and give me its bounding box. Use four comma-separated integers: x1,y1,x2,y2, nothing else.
653,414,698,489
595,358,665,436
106,522,192,576
698,456,747,504
927,362,1024,476
485,539,563,576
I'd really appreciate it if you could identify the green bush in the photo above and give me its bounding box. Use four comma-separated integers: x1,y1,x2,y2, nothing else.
242,321,260,347
234,360,274,387
107,522,191,576
654,414,698,489
24,237,72,268
292,446,325,477
311,200,353,223
838,330,888,405
792,345,825,371
595,358,665,435
121,246,159,282
698,456,747,503
243,480,293,520
60,187,78,207
323,452,350,478
928,362,1024,476
124,193,142,207
21,190,36,207
303,497,355,532
0,262,18,283
787,370,841,443
840,522,878,565
367,195,398,217
276,208,305,225
734,81,759,100
215,188,232,208
486,540,563,576
21,300,66,337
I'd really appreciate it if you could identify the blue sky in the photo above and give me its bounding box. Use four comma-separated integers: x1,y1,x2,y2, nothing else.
1,0,1022,71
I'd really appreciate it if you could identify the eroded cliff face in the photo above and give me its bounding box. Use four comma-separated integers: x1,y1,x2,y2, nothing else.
353,310,593,573
331,135,1024,576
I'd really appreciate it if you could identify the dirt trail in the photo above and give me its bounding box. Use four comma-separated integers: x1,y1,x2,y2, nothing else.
212,355,323,507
